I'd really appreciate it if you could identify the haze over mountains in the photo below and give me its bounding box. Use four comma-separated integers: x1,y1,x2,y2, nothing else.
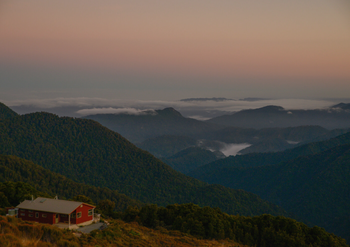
84,103,350,164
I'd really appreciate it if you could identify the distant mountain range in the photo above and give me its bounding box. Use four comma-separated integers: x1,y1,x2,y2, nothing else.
207,104,350,129
85,105,350,157
85,107,222,143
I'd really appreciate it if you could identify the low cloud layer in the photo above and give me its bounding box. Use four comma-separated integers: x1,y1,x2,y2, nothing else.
5,97,347,119
76,107,157,116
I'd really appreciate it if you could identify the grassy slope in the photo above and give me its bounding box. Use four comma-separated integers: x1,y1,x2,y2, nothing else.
0,216,247,247
1,214,347,247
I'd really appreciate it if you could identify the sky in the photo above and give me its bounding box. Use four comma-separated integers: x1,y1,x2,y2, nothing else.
1,0,350,108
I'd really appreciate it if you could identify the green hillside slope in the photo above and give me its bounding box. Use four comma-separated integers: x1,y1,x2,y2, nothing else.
124,203,348,247
0,155,141,210
191,142,350,242
0,181,50,208
0,111,286,217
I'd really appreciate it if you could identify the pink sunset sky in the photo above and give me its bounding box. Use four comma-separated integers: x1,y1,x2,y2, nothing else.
0,0,350,102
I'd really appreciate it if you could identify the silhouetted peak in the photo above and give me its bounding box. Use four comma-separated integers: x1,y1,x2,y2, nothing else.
157,107,183,117
241,105,285,113
332,103,350,110
0,102,19,119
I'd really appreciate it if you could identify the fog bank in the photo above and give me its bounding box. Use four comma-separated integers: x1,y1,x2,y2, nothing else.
220,143,252,156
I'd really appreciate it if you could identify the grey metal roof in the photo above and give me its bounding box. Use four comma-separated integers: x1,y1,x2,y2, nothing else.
16,197,95,215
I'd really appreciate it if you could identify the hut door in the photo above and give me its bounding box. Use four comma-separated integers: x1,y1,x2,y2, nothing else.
55,214,59,224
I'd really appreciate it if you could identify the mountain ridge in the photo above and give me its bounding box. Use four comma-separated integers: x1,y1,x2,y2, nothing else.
84,108,223,143
0,106,287,217
207,105,350,129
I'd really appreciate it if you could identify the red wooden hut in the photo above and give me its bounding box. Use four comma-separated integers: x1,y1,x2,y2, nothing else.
16,197,95,227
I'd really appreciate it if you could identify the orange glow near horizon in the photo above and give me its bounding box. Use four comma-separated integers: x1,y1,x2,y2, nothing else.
1,38,349,79
0,0,350,81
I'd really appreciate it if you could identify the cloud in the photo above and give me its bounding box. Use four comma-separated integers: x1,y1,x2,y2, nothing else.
187,115,212,121
76,107,157,116
4,97,344,119
220,143,251,156
4,96,338,110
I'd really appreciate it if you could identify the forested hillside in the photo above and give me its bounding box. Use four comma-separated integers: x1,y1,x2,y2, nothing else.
0,155,142,210
190,138,350,242
0,181,50,208
0,110,286,217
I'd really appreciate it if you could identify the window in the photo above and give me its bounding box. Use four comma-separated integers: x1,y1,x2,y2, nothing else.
71,213,76,218
77,212,82,218
61,214,67,217
42,214,47,218
20,213,25,216
35,212,39,218
88,209,93,216
29,214,33,217
28,210,33,213
20,209,25,212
